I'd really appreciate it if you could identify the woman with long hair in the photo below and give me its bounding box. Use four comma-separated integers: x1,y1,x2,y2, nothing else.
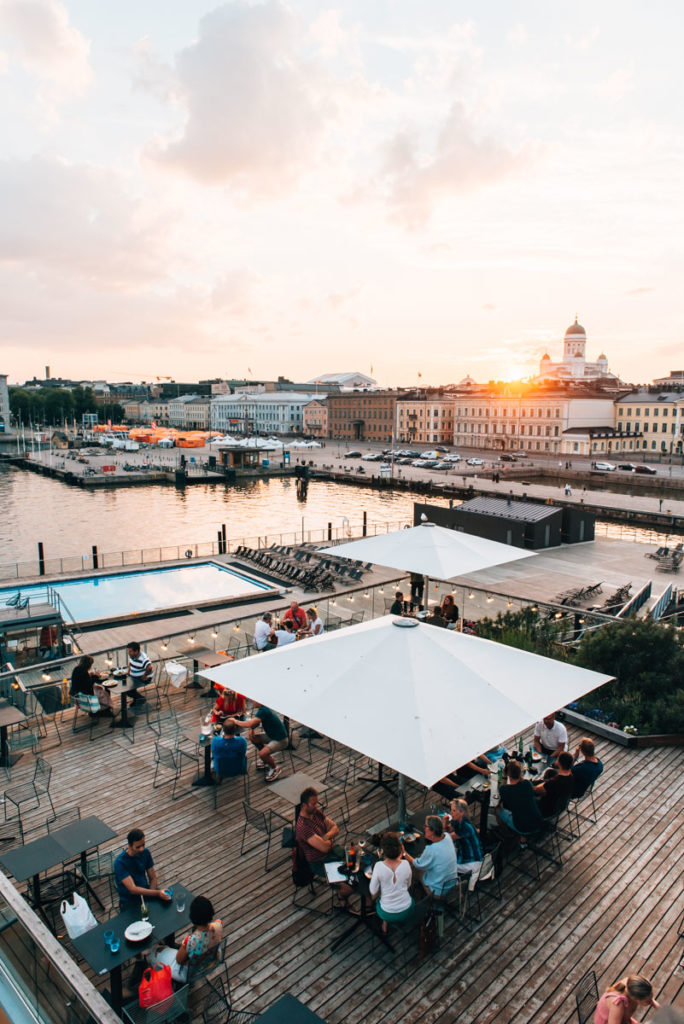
153,896,223,983
306,606,324,636
439,593,460,629
594,975,659,1024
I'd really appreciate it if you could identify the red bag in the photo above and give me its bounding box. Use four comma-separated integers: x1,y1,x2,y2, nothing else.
139,963,173,1007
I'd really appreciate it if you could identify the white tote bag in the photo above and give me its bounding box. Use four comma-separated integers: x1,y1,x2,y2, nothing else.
60,892,98,939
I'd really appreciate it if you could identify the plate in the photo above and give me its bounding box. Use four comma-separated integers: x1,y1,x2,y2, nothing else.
531,753,542,762
124,921,154,943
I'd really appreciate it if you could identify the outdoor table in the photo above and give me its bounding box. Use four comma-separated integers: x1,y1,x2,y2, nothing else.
267,772,327,805
174,646,230,693
72,883,193,1017
0,700,28,767
329,864,392,955
104,680,137,730
193,723,219,788
257,994,327,1023
0,814,116,921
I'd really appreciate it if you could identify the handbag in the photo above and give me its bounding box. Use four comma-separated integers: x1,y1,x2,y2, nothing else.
59,892,98,939
418,908,438,958
139,963,174,1008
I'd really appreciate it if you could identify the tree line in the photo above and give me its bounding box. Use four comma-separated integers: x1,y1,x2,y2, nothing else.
9,387,125,427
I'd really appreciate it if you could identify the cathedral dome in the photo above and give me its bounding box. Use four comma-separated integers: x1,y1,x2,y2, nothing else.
565,317,586,337
541,353,550,362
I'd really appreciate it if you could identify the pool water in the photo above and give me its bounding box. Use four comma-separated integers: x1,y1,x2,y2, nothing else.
0,563,271,623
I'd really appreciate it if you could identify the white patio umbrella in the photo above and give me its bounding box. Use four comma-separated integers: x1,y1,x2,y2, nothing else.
318,520,534,581
202,617,613,794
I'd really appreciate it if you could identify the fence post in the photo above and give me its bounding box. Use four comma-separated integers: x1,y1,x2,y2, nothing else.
38,542,45,576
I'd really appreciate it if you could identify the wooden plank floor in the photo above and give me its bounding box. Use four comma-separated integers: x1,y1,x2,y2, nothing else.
2,689,683,1024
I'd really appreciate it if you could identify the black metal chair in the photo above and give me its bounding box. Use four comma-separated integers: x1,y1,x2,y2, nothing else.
239,801,291,872
202,974,257,1024
464,843,503,924
568,780,599,838
212,753,249,809
5,757,56,821
574,969,599,1024
122,983,190,1024
153,742,188,801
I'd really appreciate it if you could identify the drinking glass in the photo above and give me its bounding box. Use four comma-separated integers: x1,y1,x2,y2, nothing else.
103,929,114,947
175,896,186,914
109,936,120,953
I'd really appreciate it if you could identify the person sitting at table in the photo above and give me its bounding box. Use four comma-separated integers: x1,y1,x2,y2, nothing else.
113,828,172,910
70,655,103,697
571,737,604,798
211,687,246,724
294,788,352,901
306,606,324,636
389,591,405,616
533,712,568,761
273,620,297,646
447,799,483,879
211,721,248,777
496,759,543,840
281,600,307,631
369,832,414,933
594,974,659,1024
439,593,460,629
254,612,277,652
403,815,457,896
534,751,574,818
225,704,287,782
432,754,491,798
126,641,153,705
153,896,223,983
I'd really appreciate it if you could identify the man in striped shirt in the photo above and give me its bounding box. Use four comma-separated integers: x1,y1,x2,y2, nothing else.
127,641,152,705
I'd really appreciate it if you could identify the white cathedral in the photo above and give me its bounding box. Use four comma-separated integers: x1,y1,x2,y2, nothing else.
538,318,616,382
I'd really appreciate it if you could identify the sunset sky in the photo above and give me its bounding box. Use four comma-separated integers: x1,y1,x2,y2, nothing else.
2,0,683,388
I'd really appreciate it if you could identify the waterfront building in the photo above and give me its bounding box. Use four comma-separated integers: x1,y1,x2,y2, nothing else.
652,370,684,388
168,394,210,429
307,371,377,389
396,393,455,444
326,390,398,442
537,318,618,382
560,425,643,458
211,391,323,435
452,383,621,454
138,399,170,425
302,399,328,438
615,390,684,455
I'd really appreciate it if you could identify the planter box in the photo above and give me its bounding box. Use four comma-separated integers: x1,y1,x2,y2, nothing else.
559,708,684,748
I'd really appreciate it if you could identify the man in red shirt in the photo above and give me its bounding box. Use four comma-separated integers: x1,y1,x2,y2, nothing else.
281,600,307,631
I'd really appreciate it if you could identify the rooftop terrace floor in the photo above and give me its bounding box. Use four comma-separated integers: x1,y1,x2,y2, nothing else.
2,679,683,1023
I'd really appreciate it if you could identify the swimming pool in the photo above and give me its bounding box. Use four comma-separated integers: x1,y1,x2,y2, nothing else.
0,563,273,623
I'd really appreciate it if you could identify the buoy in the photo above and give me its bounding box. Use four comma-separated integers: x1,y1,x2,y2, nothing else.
185,549,193,558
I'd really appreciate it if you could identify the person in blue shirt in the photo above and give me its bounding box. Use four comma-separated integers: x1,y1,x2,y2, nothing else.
226,704,288,782
211,722,248,778
447,799,483,878
114,828,172,910
571,737,604,797
403,815,457,896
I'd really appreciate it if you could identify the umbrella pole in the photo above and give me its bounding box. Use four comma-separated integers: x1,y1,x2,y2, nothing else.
398,774,408,829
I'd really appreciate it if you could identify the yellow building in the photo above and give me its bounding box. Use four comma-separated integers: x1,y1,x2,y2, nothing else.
396,395,455,444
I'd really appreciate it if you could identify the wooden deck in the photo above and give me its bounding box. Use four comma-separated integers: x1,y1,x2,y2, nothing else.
2,685,683,1024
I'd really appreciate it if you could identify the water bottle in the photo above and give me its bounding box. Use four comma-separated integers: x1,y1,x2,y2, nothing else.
518,734,524,756
140,895,149,922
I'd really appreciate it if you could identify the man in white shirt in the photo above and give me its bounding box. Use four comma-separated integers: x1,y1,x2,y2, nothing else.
254,613,277,652
273,621,297,646
533,712,568,761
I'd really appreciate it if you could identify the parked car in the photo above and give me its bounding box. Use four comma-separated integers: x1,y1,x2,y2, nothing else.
617,463,636,472
466,457,484,466
635,464,657,475
361,452,383,461
420,450,441,460
344,450,362,458
442,453,461,463
433,460,452,470
422,460,440,468
405,450,421,458
411,459,428,467
433,445,449,453
499,453,516,462
593,461,615,471
397,456,413,464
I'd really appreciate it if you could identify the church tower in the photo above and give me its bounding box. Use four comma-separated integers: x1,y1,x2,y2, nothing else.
563,317,587,362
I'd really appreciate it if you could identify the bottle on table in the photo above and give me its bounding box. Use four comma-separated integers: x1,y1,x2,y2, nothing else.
518,734,524,756
140,895,149,922
347,840,356,872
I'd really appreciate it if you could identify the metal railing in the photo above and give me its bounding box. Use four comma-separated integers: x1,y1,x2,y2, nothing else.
650,583,674,621
616,581,653,618
0,518,411,583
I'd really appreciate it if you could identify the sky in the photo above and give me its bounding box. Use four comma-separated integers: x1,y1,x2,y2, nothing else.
2,0,683,389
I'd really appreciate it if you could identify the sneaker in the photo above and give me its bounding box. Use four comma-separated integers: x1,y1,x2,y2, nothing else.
265,766,282,782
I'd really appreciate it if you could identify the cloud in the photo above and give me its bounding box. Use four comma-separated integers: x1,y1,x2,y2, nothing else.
375,101,526,228
146,1,333,196
0,0,92,104
211,268,261,315
0,156,170,288
593,68,633,103
626,286,654,296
